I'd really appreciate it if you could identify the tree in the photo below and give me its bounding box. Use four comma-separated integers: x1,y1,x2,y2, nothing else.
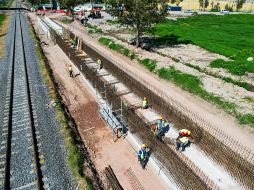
105,0,168,47
211,1,214,8
199,0,209,11
210,2,220,11
236,0,246,11
58,0,84,11
225,4,233,11
170,0,183,6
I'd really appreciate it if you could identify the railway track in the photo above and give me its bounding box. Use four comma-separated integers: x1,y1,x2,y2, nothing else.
0,7,44,190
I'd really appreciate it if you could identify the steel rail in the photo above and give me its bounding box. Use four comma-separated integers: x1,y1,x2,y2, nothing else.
3,4,44,190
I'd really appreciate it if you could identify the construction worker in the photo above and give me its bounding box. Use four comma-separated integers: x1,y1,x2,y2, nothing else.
157,121,170,139
178,129,193,141
97,58,103,70
156,115,164,129
154,115,170,140
68,64,73,77
141,97,149,109
176,136,189,151
71,39,76,49
137,144,149,169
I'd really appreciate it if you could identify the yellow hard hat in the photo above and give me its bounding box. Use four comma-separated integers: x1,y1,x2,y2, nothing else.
159,115,163,120
141,144,146,148
144,97,146,100
187,131,191,136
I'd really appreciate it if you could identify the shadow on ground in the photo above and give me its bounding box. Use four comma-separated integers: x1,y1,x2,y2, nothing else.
155,34,191,47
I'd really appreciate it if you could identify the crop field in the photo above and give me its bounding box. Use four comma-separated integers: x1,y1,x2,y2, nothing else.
154,14,254,75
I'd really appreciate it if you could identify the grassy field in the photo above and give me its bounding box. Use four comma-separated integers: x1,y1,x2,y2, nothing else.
154,14,254,75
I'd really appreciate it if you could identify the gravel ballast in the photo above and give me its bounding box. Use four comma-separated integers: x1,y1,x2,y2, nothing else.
10,13,76,189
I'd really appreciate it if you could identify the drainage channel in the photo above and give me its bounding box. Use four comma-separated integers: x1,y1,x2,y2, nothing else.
43,18,253,189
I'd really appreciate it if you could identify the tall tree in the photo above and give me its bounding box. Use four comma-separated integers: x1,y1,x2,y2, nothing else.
58,0,84,11
236,0,246,11
105,0,168,47
170,0,183,6
199,0,209,11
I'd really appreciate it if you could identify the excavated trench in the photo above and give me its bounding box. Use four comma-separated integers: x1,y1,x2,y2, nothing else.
51,27,253,189
78,37,254,189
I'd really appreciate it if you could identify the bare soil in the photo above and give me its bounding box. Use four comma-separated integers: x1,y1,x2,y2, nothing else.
30,13,169,190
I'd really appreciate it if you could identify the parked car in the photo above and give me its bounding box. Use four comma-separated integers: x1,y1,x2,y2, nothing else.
220,9,229,14
129,37,154,51
88,11,103,19
184,9,192,13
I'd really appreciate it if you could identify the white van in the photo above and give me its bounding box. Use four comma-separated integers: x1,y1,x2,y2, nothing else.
220,10,229,14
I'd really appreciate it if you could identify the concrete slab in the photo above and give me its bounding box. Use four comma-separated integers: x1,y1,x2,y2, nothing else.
86,63,98,69
96,69,109,77
122,93,141,107
164,127,243,189
114,83,130,95
101,75,117,82
136,108,159,123
135,106,244,189
134,104,244,189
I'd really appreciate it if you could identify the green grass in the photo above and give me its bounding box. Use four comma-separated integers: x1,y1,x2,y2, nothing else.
186,63,254,92
0,14,5,25
221,77,253,92
106,19,119,25
88,29,94,34
98,36,254,126
87,24,102,33
157,67,254,126
154,15,254,75
210,59,254,76
99,37,136,60
138,58,157,72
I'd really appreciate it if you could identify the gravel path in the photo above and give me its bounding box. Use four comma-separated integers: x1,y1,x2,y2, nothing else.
20,13,77,189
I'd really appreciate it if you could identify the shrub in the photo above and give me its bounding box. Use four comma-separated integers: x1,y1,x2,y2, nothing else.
237,114,254,125
98,37,112,46
98,37,137,60
138,58,157,72
95,28,103,33
210,59,254,75
88,29,94,34
157,67,236,112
